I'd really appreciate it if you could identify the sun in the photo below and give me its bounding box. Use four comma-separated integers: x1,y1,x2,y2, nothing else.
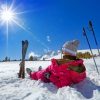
1,10,14,22
0,4,16,24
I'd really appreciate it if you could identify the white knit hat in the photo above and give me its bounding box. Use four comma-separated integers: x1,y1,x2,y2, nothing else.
62,40,80,56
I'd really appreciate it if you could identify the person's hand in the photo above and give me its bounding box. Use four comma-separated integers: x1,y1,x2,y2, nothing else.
44,72,51,79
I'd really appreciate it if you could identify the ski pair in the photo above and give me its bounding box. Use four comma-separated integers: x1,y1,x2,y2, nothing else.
83,21,99,74
18,40,28,78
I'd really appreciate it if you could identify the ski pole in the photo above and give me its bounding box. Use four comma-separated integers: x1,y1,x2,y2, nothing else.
83,27,99,74
89,21,100,56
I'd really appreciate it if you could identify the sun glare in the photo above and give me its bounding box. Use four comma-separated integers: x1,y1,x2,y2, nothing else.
0,4,17,24
1,10,14,22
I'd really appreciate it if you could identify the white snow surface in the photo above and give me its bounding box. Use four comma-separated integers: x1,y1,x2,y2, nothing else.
0,55,100,100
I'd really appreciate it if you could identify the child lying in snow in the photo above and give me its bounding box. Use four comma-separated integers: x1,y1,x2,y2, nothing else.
26,40,86,88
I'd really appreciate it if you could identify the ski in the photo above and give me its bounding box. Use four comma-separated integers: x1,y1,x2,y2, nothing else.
89,21,100,56
83,27,99,74
22,40,28,61
18,40,28,78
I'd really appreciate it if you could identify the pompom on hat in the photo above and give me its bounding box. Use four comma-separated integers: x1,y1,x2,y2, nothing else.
62,40,80,56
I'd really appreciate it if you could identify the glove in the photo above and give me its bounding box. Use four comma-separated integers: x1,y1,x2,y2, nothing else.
44,72,51,79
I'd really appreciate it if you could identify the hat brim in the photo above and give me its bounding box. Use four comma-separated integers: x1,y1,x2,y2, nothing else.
62,48,76,56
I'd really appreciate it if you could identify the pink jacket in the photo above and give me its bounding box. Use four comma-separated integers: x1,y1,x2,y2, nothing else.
30,59,86,88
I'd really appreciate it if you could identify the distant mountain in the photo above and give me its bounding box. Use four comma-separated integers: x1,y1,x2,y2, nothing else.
40,50,61,60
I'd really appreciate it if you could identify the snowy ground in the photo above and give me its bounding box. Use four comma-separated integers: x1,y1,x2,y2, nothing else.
0,57,100,100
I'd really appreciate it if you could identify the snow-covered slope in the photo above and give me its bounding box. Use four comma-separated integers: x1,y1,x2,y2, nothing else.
0,52,100,100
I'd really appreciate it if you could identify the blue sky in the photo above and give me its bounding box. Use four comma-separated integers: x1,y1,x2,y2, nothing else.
0,0,100,60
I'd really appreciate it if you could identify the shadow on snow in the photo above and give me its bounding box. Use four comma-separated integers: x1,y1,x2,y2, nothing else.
72,77,100,99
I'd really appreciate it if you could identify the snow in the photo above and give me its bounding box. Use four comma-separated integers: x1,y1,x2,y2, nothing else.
0,54,100,100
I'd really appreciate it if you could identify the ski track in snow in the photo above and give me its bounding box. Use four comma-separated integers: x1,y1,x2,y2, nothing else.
0,57,100,100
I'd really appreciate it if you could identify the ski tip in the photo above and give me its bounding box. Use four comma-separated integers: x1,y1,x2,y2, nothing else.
89,20,92,27
22,40,24,42
22,40,28,45
25,40,28,44
22,41,25,44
